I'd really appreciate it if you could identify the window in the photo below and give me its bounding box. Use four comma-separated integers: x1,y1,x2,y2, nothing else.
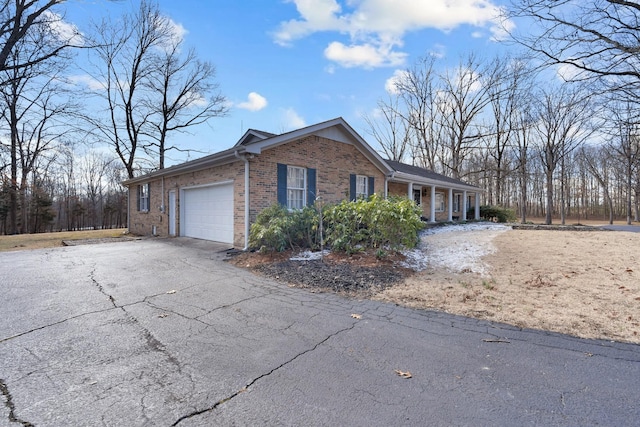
349,174,375,201
356,175,368,199
435,192,445,212
138,183,150,212
287,166,306,210
277,163,316,209
453,194,461,212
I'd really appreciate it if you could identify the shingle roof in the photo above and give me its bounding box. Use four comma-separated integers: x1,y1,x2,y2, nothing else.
385,159,477,189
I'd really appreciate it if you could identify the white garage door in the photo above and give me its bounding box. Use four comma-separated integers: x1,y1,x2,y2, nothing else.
182,183,234,244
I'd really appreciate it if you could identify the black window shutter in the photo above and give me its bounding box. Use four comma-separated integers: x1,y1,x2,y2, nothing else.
277,163,287,206
368,176,375,196
349,174,356,201
307,168,316,206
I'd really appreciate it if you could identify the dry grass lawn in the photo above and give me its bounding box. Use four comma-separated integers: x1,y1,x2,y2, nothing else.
376,226,640,344
0,228,127,252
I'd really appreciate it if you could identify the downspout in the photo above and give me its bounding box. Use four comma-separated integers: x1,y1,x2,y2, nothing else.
235,151,250,250
385,172,394,199
127,187,130,232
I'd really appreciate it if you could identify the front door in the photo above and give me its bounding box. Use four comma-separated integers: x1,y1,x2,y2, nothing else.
413,188,422,206
168,190,176,236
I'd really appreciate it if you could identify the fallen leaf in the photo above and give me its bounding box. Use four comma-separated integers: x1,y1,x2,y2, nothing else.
89,381,97,385
158,313,169,318
394,369,412,379
351,313,362,319
166,290,177,294
626,268,633,273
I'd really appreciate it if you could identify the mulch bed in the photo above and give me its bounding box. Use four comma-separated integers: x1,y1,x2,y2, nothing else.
227,250,414,297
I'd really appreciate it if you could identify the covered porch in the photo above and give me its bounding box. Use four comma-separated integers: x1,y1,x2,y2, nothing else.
384,161,481,223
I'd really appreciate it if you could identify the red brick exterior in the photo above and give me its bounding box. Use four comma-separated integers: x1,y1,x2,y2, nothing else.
128,135,386,248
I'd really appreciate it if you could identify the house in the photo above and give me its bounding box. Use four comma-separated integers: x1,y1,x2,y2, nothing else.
123,117,481,249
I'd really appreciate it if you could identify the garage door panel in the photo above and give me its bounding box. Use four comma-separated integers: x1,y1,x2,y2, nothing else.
183,183,234,244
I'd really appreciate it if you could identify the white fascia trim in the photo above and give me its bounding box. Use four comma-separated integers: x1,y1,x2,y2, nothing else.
391,172,480,192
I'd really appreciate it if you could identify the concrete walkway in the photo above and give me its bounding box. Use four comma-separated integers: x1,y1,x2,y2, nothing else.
1,238,638,426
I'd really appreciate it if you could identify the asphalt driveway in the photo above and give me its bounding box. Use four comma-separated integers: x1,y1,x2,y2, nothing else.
1,238,639,426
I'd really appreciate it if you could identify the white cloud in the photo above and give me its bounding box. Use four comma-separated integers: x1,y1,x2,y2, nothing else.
385,69,410,94
237,92,268,111
274,0,346,46
489,11,515,42
44,11,83,46
69,74,105,91
556,62,587,82
324,41,406,68
429,44,446,59
166,18,187,45
282,108,306,129
274,0,514,69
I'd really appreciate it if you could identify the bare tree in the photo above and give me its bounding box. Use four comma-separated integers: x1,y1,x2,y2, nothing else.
0,0,75,77
602,102,640,224
580,145,615,224
0,15,76,234
532,84,595,224
85,0,226,177
363,95,411,162
80,151,112,229
483,57,534,206
436,54,502,179
144,41,227,169
509,1,640,90
392,55,441,170
513,105,535,223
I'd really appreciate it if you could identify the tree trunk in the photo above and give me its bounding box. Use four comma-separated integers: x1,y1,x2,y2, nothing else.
545,169,553,225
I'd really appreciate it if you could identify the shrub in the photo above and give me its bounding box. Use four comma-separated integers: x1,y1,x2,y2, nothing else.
249,204,321,252
473,205,516,223
324,194,424,254
250,196,424,254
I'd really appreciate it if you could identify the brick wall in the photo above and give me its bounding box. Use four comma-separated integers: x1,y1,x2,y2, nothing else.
248,135,386,222
128,135,387,248
128,161,245,246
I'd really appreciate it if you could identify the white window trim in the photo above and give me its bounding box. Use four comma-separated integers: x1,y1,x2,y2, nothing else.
356,175,368,199
287,165,306,210
139,183,150,212
435,192,445,212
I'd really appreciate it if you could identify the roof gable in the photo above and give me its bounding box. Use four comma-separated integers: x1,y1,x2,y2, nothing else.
234,129,276,147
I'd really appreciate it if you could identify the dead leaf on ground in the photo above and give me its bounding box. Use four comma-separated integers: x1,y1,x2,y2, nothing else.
394,369,412,379
351,313,362,319
158,313,169,318
166,290,177,294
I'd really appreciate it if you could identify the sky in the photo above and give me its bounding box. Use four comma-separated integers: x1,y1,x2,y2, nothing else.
64,0,517,167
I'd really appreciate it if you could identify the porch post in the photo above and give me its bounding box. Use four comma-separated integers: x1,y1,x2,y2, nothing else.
475,193,480,220
462,190,468,221
408,182,413,200
430,185,436,223
447,188,453,222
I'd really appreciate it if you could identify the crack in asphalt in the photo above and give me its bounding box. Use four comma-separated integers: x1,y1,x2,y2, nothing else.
0,307,117,344
170,321,360,426
0,378,34,427
90,266,117,308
